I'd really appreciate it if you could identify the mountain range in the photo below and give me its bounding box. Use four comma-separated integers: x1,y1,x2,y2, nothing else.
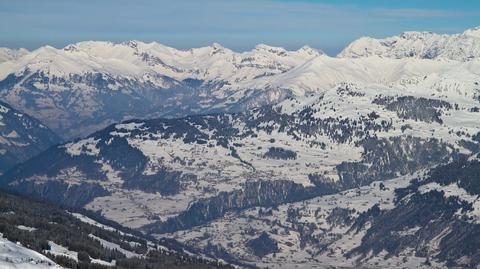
1,27,479,139
0,27,479,268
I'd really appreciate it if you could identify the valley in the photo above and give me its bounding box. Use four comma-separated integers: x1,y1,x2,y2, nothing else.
0,26,479,268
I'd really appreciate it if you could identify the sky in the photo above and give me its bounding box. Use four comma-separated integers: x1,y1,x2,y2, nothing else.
0,0,479,55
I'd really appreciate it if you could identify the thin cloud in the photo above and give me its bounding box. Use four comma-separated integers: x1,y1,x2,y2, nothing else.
370,7,480,18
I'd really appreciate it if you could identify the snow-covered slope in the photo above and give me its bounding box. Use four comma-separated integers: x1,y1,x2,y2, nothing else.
338,27,480,61
243,54,480,96
0,188,233,269
0,48,28,63
0,235,61,269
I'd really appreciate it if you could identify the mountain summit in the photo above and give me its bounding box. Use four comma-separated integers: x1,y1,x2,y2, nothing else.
338,26,480,61
0,27,479,139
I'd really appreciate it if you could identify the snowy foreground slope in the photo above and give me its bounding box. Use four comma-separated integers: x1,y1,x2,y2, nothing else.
0,235,60,269
0,189,232,268
0,27,479,138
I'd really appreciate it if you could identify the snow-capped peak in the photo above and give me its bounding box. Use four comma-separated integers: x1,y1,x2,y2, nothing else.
338,26,480,61
1,26,479,139
62,44,80,52
296,45,323,57
463,26,480,37
0,47,29,63
399,31,436,40
210,42,225,50
123,40,141,48
0,40,321,82
253,44,288,55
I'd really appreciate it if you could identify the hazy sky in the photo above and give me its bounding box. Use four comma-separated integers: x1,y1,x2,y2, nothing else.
1,0,479,55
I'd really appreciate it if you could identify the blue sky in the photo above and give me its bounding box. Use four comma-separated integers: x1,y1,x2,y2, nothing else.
1,0,479,55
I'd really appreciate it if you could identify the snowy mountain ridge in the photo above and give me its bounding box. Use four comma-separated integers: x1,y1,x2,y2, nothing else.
0,48,29,64
0,40,322,83
0,40,322,138
0,27,479,138
338,27,480,61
